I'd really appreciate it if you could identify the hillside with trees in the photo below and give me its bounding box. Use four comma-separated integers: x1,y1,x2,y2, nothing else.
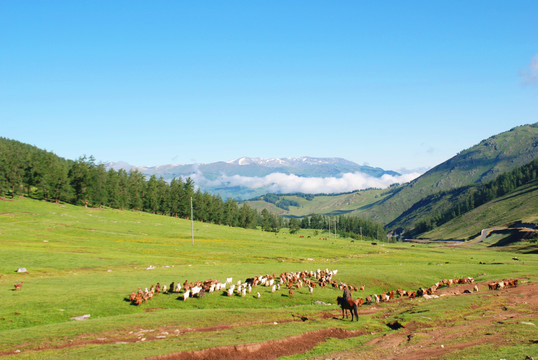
0,137,258,229
390,158,538,237
358,123,538,225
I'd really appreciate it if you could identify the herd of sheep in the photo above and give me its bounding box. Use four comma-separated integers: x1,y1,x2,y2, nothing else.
127,268,340,306
127,270,519,310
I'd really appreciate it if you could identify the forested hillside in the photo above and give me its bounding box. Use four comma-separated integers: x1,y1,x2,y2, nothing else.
350,123,538,225
390,159,538,236
0,137,260,229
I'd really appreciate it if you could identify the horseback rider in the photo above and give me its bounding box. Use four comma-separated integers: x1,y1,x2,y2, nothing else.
343,285,351,300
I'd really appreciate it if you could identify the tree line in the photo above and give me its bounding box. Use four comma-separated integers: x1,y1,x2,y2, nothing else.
287,213,386,240
410,158,538,236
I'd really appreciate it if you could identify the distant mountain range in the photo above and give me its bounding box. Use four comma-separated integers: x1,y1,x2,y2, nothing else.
105,156,411,200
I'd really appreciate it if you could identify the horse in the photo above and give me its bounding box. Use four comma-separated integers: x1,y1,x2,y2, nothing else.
336,296,359,321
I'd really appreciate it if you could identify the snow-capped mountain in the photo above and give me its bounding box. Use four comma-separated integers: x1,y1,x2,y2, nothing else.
105,156,413,200
226,156,360,168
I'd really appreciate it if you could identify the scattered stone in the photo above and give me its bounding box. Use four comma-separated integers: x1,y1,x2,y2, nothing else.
520,321,535,326
70,314,90,321
146,265,155,270
423,294,439,299
16,268,27,273
314,300,331,305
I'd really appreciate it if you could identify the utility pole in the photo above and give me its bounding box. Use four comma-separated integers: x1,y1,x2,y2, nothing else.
328,216,330,237
334,218,337,241
360,226,363,241
190,197,194,246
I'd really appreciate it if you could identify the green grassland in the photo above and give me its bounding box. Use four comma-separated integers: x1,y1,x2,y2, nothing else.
0,198,536,359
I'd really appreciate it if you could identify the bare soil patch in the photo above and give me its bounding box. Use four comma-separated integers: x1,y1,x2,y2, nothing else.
148,328,367,360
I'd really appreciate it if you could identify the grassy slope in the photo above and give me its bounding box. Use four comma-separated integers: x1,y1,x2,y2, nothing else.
360,123,538,225
422,180,538,241
0,198,536,359
245,188,391,218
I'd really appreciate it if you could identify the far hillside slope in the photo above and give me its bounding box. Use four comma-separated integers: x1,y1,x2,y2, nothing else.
244,187,393,218
421,179,538,242
360,123,538,225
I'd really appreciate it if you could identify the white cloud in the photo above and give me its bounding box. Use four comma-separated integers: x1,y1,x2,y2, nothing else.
520,54,538,85
192,171,422,194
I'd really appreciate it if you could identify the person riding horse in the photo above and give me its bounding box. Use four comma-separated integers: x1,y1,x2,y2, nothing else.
343,286,351,300
337,285,359,321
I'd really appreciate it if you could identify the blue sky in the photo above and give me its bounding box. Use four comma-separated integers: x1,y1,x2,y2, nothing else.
1,1,537,172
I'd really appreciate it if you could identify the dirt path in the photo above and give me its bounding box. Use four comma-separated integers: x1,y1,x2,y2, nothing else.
149,328,367,360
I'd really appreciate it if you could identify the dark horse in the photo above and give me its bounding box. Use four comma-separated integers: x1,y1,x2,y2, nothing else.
336,296,359,321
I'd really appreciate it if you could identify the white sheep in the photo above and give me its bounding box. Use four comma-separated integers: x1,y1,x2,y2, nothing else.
191,286,202,296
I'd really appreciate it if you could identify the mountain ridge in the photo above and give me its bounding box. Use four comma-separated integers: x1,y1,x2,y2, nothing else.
105,156,407,200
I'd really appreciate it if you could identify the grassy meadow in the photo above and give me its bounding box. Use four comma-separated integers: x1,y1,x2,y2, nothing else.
0,198,536,359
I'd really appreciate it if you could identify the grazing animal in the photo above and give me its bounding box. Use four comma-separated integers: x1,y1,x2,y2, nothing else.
14,282,23,291
183,290,190,301
191,285,202,297
257,292,261,298
360,284,365,291
336,296,359,321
